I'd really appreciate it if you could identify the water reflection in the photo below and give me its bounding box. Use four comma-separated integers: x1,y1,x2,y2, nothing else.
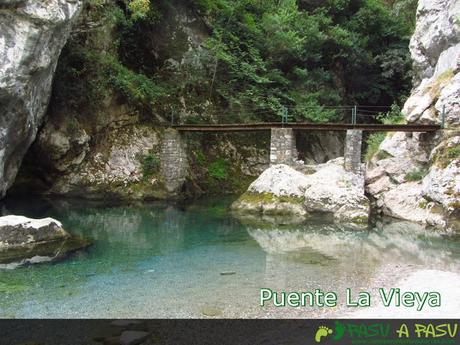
242,215,460,292
0,196,458,318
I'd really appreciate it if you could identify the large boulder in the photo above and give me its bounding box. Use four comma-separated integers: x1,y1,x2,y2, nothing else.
0,0,83,198
231,164,309,218
232,158,370,228
0,215,69,247
0,215,90,268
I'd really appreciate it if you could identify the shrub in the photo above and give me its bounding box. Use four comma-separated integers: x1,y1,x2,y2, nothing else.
195,149,206,166
365,133,387,162
405,167,428,182
377,103,405,124
209,157,228,180
434,144,460,168
446,146,460,159
140,152,160,177
127,0,150,20
97,53,166,108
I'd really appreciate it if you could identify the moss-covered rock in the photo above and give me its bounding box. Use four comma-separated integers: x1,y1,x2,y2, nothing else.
231,192,308,218
232,160,370,228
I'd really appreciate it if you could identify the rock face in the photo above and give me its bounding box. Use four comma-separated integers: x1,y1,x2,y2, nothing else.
232,158,370,228
45,125,168,200
366,0,460,230
0,0,83,198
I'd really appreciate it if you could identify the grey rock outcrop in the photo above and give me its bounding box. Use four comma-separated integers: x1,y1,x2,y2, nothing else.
0,215,90,268
0,0,82,198
0,215,68,247
47,125,167,200
366,0,460,230
232,158,370,228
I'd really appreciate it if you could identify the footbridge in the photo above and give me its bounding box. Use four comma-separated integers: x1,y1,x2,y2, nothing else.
172,122,440,132
160,105,444,195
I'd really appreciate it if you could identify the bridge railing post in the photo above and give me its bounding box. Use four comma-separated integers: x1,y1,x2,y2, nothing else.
350,105,358,125
281,106,288,127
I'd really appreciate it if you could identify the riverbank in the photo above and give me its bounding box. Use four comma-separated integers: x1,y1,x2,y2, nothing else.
342,269,460,318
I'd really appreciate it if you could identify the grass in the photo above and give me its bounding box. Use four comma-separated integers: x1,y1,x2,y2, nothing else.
425,69,455,99
446,146,460,160
194,149,206,166
405,167,428,182
139,152,160,178
433,144,460,168
209,157,229,180
364,133,387,162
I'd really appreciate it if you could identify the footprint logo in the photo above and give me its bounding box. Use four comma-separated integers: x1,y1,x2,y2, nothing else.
315,325,333,343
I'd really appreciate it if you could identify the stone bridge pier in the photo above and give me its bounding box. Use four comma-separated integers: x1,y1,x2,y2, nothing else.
344,130,363,173
270,128,298,165
269,127,363,172
160,129,188,196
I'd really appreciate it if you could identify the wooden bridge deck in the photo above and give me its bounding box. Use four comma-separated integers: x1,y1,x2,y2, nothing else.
172,122,441,132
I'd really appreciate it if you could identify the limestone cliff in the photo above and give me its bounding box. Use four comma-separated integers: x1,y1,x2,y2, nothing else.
366,0,460,230
8,0,343,200
0,0,82,198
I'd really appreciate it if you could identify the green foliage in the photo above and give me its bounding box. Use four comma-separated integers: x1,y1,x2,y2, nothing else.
194,149,206,166
53,41,166,114
382,0,418,35
98,53,166,107
405,167,428,182
208,157,229,180
56,0,414,126
447,146,460,159
433,144,460,168
51,1,166,118
186,0,412,122
365,132,387,162
127,0,150,20
139,152,160,177
377,103,405,124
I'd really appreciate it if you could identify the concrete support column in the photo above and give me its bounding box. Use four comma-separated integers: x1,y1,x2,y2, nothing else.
270,128,297,165
344,130,363,173
160,129,188,195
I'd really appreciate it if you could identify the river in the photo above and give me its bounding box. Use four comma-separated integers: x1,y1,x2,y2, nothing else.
0,197,459,318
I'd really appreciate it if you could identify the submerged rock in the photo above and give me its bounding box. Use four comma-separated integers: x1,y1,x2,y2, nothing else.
0,215,90,268
231,158,370,228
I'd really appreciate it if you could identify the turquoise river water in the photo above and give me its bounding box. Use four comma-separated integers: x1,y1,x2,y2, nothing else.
0,197,459,318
